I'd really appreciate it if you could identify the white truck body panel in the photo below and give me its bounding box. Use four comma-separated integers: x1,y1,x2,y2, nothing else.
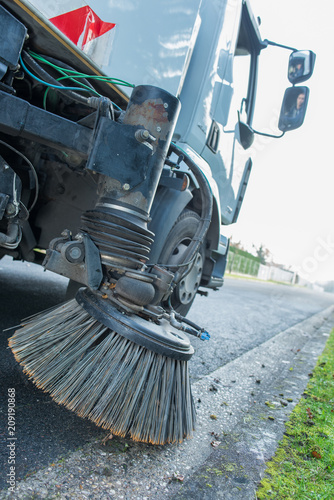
15,0,263,227
22,0,202,97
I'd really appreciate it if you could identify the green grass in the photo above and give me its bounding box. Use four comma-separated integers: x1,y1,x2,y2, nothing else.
257,328,334,500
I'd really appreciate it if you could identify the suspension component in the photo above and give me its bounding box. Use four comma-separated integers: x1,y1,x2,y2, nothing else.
81,85,181,274
82,86,180,310
0,155,24,250
44,85,181,312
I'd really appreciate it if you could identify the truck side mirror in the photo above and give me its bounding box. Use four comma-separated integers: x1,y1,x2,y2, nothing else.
288,50,316,84
236,121,254,149
235,111,254,150
278,86,309,132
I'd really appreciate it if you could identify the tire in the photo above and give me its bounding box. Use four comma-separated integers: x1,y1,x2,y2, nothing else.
158,210,204,316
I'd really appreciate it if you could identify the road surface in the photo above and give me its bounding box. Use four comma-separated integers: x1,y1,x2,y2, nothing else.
1,257,333,497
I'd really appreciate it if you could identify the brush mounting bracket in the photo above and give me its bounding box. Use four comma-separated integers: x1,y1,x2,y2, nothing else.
76,287,194,361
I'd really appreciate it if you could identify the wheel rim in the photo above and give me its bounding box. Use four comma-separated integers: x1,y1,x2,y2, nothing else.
178,252,203,304
168,238,203,306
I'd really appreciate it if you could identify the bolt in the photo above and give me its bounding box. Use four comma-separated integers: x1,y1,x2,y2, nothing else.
122,183,130,191
156,126,161,132
5,203,16,215
163,103,168,109
135,129,150,142
61,229,71,238
68,247,82,260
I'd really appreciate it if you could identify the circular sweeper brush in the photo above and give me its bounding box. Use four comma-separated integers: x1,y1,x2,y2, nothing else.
9,288,196,445
9,84,211,446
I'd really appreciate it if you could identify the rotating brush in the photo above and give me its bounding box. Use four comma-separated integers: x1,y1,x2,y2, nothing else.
9,292,195,444
9,85,211,445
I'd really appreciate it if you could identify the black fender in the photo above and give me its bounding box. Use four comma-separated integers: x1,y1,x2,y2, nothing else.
148,186,193,265
148,184,222,287
201,195,220,285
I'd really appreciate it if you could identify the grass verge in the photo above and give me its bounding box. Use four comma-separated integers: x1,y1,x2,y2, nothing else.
256,328,334,499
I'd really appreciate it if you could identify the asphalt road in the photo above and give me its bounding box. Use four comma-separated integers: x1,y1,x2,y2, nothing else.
1,257,334,491
187,276,334,380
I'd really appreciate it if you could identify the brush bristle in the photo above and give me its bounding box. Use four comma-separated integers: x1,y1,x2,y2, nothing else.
9,300,196,445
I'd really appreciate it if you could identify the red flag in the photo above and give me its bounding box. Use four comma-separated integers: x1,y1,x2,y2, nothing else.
50,6,115,48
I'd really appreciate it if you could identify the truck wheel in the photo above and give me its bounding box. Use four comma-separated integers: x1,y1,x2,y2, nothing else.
158,210,204,316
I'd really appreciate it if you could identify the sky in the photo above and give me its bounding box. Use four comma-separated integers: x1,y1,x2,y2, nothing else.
222,1,334,284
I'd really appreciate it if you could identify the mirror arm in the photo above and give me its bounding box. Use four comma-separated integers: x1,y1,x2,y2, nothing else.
263,39,297,52
251,127,285,139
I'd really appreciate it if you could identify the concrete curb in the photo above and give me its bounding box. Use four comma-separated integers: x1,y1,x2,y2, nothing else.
167,304,334,499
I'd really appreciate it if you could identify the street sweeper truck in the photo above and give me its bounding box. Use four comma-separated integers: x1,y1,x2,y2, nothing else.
2,0,315,444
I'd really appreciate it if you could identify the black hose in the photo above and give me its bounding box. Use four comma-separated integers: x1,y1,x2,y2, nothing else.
168,143,213,284
0,221,20,248
37,54,95,91
22,51,94,107
174,312,203,331
0,139,39,212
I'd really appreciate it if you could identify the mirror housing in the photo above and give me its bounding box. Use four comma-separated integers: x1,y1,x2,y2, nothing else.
278,86,309,132
235,111,254,150
236,120,254,150
288,50,316,84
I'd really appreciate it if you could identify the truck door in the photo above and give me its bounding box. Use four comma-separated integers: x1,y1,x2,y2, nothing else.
174,0,264,226
201,1,263,225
